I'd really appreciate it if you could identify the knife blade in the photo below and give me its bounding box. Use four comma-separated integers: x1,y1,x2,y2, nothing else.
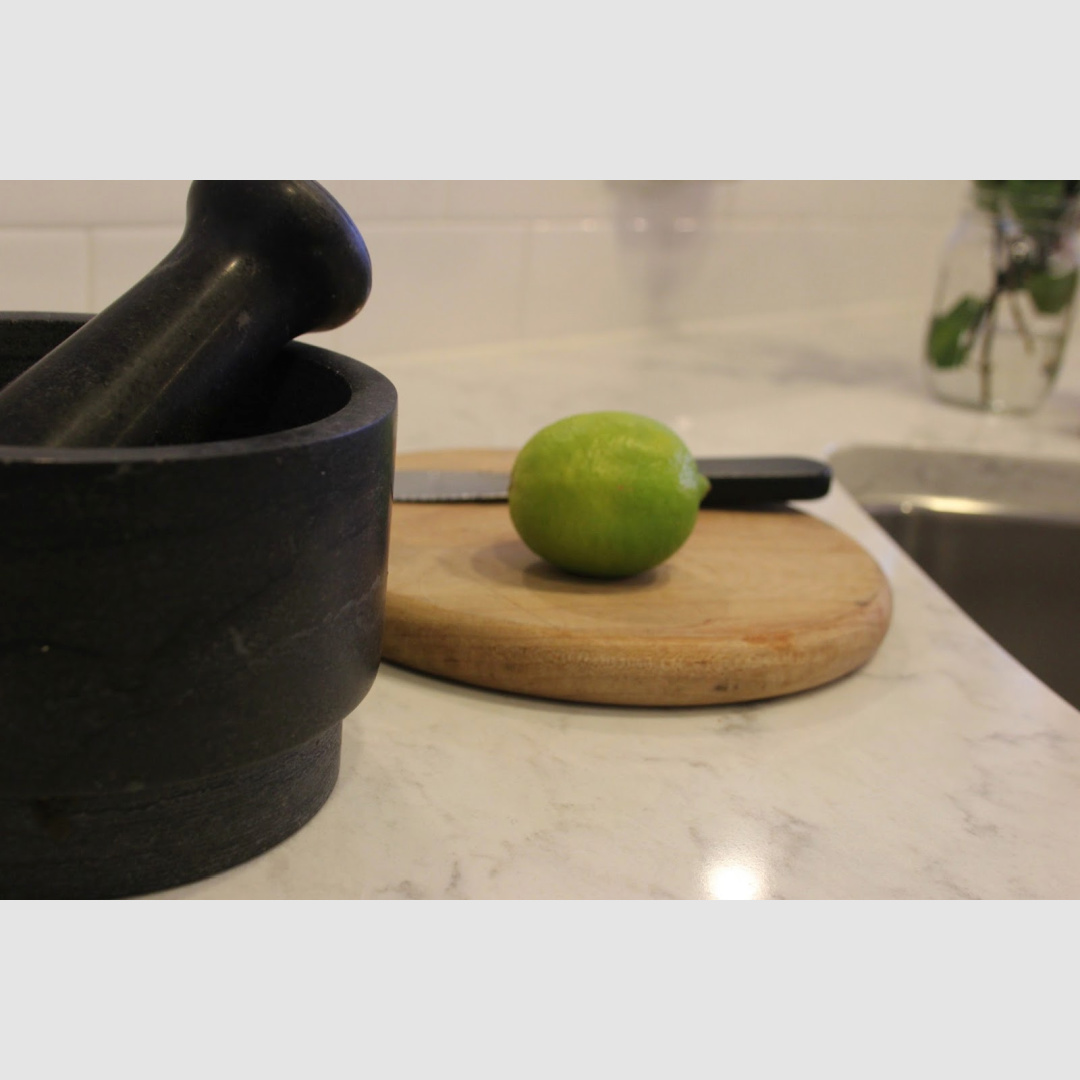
393,456,832,507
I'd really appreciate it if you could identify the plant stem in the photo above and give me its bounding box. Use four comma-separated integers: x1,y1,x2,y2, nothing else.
977,216,1013,409
1006,290,1036,355
977,296,998,409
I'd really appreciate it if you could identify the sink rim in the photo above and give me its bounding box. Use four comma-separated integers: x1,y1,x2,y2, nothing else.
831,443,1080,522
830,443,1080,713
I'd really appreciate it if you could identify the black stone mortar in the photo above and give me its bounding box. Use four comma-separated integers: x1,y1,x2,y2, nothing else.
0,313,397,898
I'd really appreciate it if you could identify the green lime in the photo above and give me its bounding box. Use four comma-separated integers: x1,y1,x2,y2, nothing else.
508,411,710,579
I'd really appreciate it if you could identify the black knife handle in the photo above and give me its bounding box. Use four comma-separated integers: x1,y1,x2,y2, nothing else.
696,456,832,507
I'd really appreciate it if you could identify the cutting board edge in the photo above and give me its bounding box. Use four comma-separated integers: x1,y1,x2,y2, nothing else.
382,577,892,707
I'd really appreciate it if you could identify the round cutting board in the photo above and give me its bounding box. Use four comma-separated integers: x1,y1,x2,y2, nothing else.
383,449,892,707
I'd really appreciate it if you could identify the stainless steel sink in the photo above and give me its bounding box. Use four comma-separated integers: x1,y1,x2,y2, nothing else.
831,446,1080,709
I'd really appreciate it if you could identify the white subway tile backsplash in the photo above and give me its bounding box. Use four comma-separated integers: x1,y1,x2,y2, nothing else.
89,226,184,310
322,181,448,221
0,181,448,229
523,220,654,338
666,220,949,324
798,223,946,311
833,180,965,221
606,180,739,224
0,182,189,227
446,181,612,220
0,230,89,312
303,221,529,357
732,180,965,222
0,181,970,357
444,180,739,224
673,223,815,321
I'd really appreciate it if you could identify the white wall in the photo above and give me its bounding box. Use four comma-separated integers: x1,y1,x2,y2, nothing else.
0,181,964,358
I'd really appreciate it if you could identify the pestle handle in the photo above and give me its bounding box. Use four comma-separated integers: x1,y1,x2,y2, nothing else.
0,181,372,448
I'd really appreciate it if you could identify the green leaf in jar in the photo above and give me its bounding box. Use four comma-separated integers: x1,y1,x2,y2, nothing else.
1026,269,1078,315
926,295,986,369
1005,180,1070,227
973,180,1006,212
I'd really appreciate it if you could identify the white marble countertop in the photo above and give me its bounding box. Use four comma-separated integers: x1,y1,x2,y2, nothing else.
163,299,1080,899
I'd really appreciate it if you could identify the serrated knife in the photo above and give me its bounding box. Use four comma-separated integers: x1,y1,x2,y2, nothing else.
393,456,832,508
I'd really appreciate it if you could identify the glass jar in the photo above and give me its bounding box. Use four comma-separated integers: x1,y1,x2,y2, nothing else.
923,182,1080,414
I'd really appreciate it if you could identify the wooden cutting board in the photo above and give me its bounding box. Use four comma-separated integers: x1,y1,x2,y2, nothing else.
383,449,892,707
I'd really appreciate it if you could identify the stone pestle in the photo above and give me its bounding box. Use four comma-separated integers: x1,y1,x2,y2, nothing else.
0,180,372,448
